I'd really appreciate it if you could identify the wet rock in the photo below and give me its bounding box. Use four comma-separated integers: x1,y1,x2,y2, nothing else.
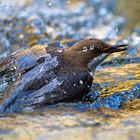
90,91,133,109
0,79,8,94
131,82,140,98
89,82,140,110
83,91,101,102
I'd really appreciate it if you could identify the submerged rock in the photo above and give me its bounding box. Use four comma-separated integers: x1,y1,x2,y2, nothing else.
89,82,140,110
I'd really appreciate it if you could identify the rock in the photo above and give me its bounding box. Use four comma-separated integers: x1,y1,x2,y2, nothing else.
89,82,140,110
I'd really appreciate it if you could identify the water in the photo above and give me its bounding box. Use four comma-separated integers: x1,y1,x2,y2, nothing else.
0,0,140,139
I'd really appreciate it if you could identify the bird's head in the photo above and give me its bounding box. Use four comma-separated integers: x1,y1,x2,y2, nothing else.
64,38,128,71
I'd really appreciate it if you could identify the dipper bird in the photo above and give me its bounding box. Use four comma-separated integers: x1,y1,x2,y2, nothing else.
0,38,128,113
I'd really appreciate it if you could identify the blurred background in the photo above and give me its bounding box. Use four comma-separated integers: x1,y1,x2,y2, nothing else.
0,0,140,58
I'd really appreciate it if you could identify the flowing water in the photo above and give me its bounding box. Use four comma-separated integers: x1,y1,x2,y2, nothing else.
0,0,140,139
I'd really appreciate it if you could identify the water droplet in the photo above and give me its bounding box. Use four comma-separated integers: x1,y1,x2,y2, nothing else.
115,27,119,32
89,72,93,76
73,84,76,86
39,66,44,72
57,48,63,53
83,47,87,52
12,77,16,82
12,66,16,70
90,46,95,50
59,80,64,86
48,2,52,6
64,91,67,94
24,107,34,112
19,34,24,39
44,42,48,47
87,85,91,88
67,0,71,4
79,80,83,85
73,72,76,75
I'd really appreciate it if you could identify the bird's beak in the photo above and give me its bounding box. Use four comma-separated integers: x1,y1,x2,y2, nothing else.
109,43,129,53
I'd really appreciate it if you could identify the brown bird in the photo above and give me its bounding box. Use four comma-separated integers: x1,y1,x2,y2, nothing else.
0,38,128,113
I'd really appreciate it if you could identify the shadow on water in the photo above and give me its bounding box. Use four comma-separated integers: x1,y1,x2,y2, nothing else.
0,0,140,139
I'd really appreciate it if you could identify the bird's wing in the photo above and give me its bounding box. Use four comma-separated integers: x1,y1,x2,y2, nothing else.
0,55,59,113
28,71,93,107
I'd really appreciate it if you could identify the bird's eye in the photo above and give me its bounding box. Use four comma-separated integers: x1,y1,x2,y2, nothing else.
90,46,95,50
90,46,102,52
83,47,88,52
